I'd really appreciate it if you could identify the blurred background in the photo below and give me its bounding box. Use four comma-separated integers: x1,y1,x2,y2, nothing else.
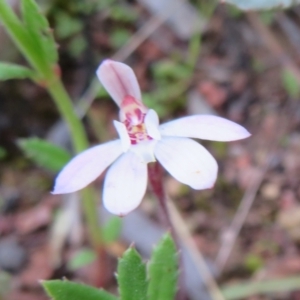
1,0,300,299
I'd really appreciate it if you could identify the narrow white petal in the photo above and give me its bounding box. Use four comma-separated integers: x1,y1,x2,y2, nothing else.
159,115,251,141
96,60,142,107
103,151,148,216
154,137,218,189
145,109,161,140
53,140,123,194
113,120,131,152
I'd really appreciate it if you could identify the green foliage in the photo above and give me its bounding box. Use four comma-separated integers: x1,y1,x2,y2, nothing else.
187,34,201,68
221,276,300,299
117,248,148,300
0,271,11,297
152,60,192,82
110,29,131,49
223,0,300,10
244,254,264,273
43,234,179,300
281,69,300,98
110,6,138,22
67,248,97,271
147,51,196,118
0,0,58,80
0,146,6,160
42,280,118,300
143,85,186,118
0,62,34,80
195,0,218,17
21,0,58,67
68,35,87,58
260,11,275,25
102,217,123,243
54,11,83,40
17,138,71,172
147,234,178,300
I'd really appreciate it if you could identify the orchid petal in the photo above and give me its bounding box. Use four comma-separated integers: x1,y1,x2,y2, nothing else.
145,109,161,140
113,120,130,152
159,115,251,141
53,140,122,194
96,60,142,107
154,137,218,189
103,151,147,216
130,140,157,164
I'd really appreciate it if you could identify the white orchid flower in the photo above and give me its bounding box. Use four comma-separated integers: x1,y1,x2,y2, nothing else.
53,60,250,216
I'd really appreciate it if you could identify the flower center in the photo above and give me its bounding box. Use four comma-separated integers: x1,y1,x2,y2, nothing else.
124,117,152,145
121,96,152,145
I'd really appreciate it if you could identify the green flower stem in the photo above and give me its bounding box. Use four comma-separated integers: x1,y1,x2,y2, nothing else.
47,79,103,248
0,0,103,249
47,79,88,152
81,186,103,247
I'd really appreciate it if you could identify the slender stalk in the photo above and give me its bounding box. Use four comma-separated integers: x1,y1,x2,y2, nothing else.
47,79,88,152
148,162,186,300
47,79,103,248
81,187,102,247
148,162,174,233
0,0,103,256
148,162,225,300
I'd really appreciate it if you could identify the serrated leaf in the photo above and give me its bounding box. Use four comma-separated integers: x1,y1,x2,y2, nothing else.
102,217,122,243
42,280,118,300
0,62,34,80
18,138,71,172
67,248,97,271
223,0,300,10
117,247,147,300
21,0,58,66
147,234,179,300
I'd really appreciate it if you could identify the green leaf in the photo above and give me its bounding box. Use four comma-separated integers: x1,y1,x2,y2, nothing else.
102,217,122,243
223,0,300,10
0,0,43,75
17,138,71,172
147,234,178,300
0,146,6,160
68,35,87,58
55,11,84,40
0,62,34,80
244,254,264,273
0,271,11,296
110,6,138,22
281,69,300,98
117,247,147,300
221,276,300,299
110,29,131,49
21,0,58,66
42,280,118,300
152,60,191,81
67,248,97,271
